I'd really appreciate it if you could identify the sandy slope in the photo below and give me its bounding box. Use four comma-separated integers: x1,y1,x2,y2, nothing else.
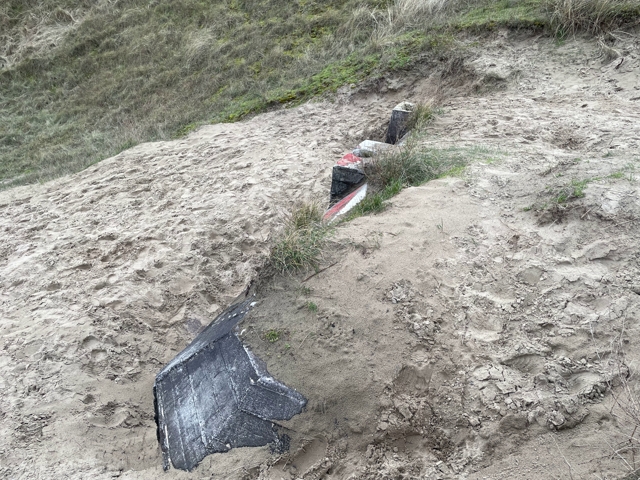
1,31,640,479
0,99,396,478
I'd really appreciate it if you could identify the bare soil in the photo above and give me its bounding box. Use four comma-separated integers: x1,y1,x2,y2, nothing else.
1,31,640,479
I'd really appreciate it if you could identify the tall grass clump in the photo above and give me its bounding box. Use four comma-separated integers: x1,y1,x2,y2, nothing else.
269,201,330,274
367,140,470,190
365,104,449,189
349,105,502,218
402,103,436,138
546,0,640,34
363,0,456,45
350,142,471,217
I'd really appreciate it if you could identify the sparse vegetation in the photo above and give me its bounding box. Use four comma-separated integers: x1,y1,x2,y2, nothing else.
529,175,600,216
611,373,640,477
555,177,596,203
306,301,318,313
349,179,403,217
349,137,496,219
269,201,330,274
264,329,281,343
457,0,547,31
3,0,639,188
403,103,436,133
299,285,312,296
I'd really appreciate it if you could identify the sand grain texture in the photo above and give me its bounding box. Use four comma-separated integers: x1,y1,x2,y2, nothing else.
2,33,640,479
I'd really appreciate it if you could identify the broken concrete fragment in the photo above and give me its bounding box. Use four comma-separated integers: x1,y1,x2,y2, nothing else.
353,140,393,158
385,102,415,144
154,299,307,471
336,152,363,167
330,154,366,204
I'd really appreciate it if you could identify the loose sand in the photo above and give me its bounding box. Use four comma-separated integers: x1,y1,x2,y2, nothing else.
1,31,640,479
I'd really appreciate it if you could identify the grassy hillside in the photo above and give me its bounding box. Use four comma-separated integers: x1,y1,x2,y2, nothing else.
1,0,638,188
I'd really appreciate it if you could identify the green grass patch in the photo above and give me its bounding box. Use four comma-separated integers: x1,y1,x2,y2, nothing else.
537,176,598,207
264,329,281,343
2,0,640,188
555,177,596,203
269,201,331,274
439,164,467,177
457,0,547,30
607,163,636,182
348,142,497,220
348,179,403,217
545,0,640,35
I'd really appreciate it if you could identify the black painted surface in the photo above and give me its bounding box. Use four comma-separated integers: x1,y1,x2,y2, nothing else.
154,299,307,471
330,165,365,204
385,108,411,144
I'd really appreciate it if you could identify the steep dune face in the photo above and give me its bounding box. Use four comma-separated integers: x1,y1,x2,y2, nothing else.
2,32,640,479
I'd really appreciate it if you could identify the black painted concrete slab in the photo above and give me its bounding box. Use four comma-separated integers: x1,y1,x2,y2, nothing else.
154,299,307,471
330,165,365,204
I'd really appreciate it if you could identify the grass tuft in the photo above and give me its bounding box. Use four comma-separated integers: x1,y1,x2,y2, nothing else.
555,177,596,203
348,122,499,219
404,103,436,134
269,201,330,274
365,112,472,192
545,0,640,34
348,179,403,217
264,329,281,343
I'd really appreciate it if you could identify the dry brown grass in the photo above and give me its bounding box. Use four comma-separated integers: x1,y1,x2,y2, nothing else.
546,0,640,34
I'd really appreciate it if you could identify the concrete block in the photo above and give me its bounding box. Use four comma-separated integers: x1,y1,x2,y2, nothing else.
385,101,415,144
330,153,365,204
353,140,393,158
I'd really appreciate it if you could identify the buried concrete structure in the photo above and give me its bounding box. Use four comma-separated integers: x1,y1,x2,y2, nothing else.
323,183,368,222
325,101,415,219
154,299,307,471
329,153,365,204
384,101,415,144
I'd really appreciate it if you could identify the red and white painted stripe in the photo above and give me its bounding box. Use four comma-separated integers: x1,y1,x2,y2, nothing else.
323,183,367,223
336,153,363,168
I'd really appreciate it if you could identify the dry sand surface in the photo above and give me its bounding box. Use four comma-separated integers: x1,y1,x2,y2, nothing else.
2,32,640,479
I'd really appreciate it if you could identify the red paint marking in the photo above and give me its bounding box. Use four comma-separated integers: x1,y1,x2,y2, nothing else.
323,184,365,220
336,153,362,167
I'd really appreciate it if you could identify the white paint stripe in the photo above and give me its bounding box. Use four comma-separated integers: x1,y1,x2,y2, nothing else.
328,184,367,223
